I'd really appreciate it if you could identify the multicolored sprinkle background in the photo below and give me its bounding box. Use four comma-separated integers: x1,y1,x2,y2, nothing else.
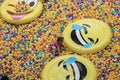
0,0,120,80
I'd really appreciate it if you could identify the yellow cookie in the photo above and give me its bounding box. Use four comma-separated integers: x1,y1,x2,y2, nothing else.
62,19,112,54
0,0,43,24
42,55,97,80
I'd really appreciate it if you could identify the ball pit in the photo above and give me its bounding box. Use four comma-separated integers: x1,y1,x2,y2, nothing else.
0,0,120,80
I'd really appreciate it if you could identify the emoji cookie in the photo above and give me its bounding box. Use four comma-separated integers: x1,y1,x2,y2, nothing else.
42,55,97,80
0,0,43,24
62,19,112,54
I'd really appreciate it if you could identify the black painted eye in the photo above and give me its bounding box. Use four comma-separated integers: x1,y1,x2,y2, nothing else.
29,1,35,6
66,75,70,80
26,0,38,9
63,65,68,71
58,60,64,67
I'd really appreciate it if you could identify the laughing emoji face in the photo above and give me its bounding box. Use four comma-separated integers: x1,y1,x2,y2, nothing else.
42,55,97,80
0,0,43,24
62,19,112,54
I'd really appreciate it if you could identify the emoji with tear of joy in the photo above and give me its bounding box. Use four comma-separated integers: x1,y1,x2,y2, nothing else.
62,19,112,54
0,0,43,24
42,55,97,80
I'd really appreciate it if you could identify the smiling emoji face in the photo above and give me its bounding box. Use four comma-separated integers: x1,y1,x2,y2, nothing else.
62,19,112,54
42,55,97,80
0,0,43,24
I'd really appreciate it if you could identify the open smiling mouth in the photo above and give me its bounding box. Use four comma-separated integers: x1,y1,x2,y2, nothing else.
7,10,33,20
71,24,99,48
58,60,87,80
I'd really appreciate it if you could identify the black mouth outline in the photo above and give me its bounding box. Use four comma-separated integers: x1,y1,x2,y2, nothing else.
70,61,87,80
71,30,87,46
58,60,87,80
71,24,99,47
